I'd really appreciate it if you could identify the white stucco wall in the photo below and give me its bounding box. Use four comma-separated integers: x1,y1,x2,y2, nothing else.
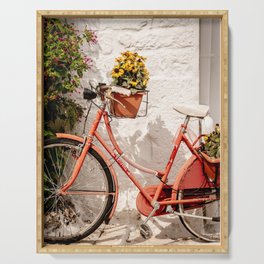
68,18,200,216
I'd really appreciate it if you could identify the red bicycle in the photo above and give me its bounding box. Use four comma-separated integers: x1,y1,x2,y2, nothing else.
43,84,220,244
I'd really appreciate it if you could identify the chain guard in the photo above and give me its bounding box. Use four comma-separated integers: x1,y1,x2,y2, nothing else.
136,185,172,216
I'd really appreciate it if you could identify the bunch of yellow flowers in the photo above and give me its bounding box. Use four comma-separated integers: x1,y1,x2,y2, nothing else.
111,51,149,93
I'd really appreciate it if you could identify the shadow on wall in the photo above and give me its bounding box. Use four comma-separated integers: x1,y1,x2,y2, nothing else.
110,115,187,184
74,105,188,190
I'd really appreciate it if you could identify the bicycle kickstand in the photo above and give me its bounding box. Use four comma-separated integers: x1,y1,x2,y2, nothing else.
140,202,160,239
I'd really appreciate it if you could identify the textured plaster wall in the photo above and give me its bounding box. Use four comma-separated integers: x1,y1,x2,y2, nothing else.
68,18,200,216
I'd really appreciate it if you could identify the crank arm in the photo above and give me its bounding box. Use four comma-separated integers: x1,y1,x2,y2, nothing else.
139,202,160,239
142,202,160,225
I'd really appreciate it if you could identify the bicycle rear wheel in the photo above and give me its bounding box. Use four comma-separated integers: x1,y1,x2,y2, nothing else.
175,156,220,242
178,188,220,242
43,138,114,244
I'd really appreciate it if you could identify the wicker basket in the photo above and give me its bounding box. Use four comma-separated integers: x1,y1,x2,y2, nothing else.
110,92,145,118
201,152,220,186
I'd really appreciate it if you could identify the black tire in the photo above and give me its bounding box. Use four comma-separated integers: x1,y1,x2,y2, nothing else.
43,138,114,244
177,188,220,242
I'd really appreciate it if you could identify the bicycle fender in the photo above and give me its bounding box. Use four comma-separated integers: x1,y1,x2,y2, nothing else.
55,133,119,223
171,155,213,200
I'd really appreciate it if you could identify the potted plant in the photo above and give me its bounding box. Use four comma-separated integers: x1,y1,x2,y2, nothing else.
200,124,220,184
110,51,150,118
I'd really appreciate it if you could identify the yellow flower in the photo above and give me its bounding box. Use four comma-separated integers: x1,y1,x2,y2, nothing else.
138,55,146,61
138,61,144,67
115,57,124,63
142,79,148,86
143,68,149,76
112,51,149,89
123,62,133,71
131,66,137,73
122,51,133,58
129,80,138,87
111,67,124,78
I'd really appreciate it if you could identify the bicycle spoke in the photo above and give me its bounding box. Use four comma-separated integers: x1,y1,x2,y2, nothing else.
44,161,58,187
71,178,103,189
60,149,72,180
178,189,220,242
47,149,60,181
57,147,64,178
44,170,59,190
44,140,112,244
44,192,57,204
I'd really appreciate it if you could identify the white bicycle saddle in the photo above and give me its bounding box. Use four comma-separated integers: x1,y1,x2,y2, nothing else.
173,104,209,118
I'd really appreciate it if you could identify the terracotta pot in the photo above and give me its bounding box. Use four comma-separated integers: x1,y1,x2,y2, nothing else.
201,152,220,186
110,92,144,118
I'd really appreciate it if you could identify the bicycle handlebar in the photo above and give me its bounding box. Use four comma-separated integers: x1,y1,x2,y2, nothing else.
84,83,127,109
97,84,131,96
104,87,126,109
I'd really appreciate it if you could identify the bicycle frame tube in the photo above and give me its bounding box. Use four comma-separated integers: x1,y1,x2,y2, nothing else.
59,106,205,208
60,106,106,193
151,124,203,202
55,133,119,222
152,129,183,202
94,130,154,204
94,112,204,207
102,112,163,176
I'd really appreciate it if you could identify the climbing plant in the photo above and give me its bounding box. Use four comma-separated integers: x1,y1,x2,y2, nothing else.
43,18,97,137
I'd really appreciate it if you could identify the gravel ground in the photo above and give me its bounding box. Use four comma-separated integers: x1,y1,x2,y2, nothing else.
73,210,219,246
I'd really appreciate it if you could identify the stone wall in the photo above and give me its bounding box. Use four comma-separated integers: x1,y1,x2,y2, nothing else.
67,18,200,216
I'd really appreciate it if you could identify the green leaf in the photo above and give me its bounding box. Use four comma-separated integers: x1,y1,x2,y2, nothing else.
44,130,54,138
43,18,96,135
77,69,83,78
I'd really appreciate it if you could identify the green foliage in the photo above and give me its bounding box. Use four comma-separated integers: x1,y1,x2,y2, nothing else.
44,96,84,133
43,19,97,137
201,124,220,158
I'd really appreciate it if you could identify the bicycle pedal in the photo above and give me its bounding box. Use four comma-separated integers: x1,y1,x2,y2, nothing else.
140,224,152,239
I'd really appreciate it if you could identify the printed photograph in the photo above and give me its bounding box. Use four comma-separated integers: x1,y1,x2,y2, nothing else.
42,16,222,247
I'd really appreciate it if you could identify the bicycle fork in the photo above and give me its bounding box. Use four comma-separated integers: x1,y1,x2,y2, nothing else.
60,108,105,193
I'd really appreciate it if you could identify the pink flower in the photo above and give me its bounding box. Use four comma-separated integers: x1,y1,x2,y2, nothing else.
83,56,93,67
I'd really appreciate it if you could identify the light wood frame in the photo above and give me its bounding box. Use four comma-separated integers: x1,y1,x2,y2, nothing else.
36,10,228,254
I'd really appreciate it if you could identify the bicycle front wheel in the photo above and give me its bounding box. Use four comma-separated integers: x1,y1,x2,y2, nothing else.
43,138,114,244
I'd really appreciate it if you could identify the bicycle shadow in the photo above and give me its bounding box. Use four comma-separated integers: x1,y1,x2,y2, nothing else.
107,115,188,186
78,209,198,246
